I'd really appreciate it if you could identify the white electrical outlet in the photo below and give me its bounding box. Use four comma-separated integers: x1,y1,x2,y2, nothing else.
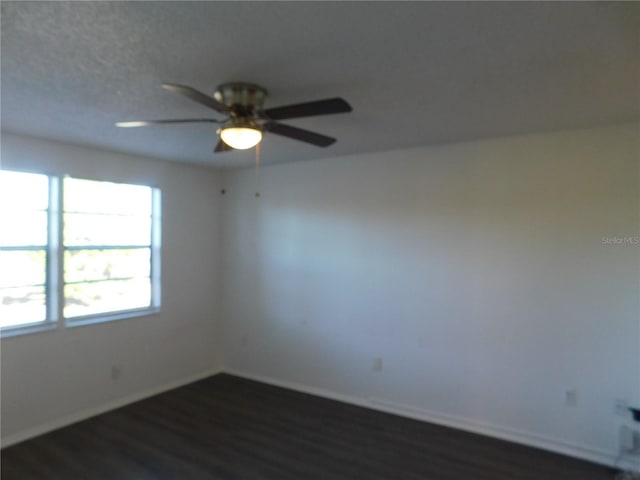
373,357,383,372
111,365,122,381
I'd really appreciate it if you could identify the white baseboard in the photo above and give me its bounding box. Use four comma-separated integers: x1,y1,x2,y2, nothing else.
1,367,222,449
224,368,640,472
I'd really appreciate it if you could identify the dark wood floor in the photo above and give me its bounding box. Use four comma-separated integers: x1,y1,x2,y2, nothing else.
2,374,616,479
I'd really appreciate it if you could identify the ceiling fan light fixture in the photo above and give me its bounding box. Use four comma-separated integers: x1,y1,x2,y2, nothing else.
220,119,262,150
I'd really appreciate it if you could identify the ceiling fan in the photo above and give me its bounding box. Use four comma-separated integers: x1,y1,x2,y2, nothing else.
116,82,352,152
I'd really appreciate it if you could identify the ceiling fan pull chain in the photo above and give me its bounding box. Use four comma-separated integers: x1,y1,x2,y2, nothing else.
255,142,261,198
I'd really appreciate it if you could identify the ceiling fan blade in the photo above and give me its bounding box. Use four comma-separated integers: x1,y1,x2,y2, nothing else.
214,139,234,153
116,118,220,127
162,83,230,113
263,97,352,121
265,122,336,147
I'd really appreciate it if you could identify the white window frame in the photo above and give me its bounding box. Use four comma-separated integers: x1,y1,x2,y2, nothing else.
0,171,161,338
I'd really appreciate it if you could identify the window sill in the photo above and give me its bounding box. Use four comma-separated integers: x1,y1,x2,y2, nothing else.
0,308,161,338
1,321,58,339
65,307,161,328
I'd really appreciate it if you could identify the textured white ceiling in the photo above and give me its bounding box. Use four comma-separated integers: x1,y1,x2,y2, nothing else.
1,1,638,169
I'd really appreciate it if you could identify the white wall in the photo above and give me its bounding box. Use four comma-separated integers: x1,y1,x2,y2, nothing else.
1,133,223,443
221,123,640,465
2,125,638,466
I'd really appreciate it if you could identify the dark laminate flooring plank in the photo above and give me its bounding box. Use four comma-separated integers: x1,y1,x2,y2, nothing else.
2,374,616,480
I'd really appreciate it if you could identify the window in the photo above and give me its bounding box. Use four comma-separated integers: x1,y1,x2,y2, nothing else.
0,171,51,329
63,178,159,321
0,170,161,336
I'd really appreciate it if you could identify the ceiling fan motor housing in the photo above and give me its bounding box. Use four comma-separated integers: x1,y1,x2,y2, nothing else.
219,116,261,131
214,82,267,117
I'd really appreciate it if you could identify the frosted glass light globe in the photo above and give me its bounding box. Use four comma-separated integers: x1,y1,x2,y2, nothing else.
220,127,262,150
